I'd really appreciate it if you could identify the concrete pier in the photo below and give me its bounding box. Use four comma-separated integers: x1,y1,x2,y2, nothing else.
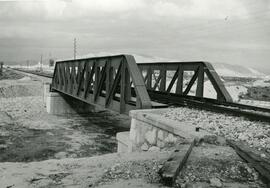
43,82,50,106
46,91,95,115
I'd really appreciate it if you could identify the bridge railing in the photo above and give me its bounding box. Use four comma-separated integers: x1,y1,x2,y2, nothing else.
138,62,232,102
51,55,152,114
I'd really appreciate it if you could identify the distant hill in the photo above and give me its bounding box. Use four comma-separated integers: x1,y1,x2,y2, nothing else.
9,52,266,78
211,63,265,78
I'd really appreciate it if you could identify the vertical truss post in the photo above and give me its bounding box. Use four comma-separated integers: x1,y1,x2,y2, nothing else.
125,66,131,103
69,63,74,94
160,64,166,91
176,64,183,94
106,59,112,103
120,61,126,113
77,61,86,96
93,61,100,100
65,64,70,93
146,66,152,89
196,65,204,97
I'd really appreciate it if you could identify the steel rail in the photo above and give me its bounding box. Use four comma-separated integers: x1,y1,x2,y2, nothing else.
11,68,53,78
147,90,270,123
12,68,270,122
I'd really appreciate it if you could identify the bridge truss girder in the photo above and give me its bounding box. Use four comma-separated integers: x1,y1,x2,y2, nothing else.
51,55,152,114
51,55,232,114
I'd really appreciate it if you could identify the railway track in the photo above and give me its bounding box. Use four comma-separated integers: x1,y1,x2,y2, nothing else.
11,68,53,78
148,90,270,123
12,68,270,123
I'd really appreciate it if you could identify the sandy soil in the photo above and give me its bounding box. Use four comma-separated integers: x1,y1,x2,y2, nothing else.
0,146,266,188
0,151,170,188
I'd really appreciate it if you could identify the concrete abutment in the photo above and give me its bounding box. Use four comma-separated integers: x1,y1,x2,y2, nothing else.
117,108,214,153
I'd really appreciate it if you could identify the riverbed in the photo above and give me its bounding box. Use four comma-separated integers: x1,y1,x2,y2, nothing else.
0,69,130,162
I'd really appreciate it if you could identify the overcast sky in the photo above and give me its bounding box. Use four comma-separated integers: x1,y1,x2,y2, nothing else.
0,0,269,73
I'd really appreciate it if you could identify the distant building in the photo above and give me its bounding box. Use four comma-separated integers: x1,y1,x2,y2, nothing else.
49,59,55,67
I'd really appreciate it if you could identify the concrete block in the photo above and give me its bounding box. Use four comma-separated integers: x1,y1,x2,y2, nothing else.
116,131,130,153
145,127,157,145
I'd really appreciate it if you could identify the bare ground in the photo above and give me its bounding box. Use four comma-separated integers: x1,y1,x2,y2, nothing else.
0,70,268,188
0,72,130,162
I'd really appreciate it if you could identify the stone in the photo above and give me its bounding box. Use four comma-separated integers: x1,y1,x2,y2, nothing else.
54,152,67,159
0,144,7,150
46,132,54,136
157,140,165,148
145,128,157,145
260,153,266,158
148,146,160,152
140,143,149,151
69,154,77,158
254,133,264,139
209,177,222,187
238,133,249,141
158,130,165,140
164,133,177,143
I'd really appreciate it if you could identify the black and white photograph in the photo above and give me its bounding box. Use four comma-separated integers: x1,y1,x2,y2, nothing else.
0,0,269,187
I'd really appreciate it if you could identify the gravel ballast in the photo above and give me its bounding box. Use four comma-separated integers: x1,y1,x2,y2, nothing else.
162,107,270,153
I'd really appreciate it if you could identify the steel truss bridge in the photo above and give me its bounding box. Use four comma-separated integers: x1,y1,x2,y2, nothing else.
51,54,233,113
11,54,270,122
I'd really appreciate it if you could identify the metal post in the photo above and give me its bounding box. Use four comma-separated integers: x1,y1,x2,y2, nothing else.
40,55,43,71
0,62,3,76
74,38,77,60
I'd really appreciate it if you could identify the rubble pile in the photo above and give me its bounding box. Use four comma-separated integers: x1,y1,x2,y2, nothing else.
93,160,163,186
175,158,262,188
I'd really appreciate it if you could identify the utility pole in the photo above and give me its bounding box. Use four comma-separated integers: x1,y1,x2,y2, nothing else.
74,38,77,60
40,54,43,71
26,60,29,69
0,62,3,76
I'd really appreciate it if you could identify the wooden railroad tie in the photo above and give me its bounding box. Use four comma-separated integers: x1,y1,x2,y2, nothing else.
158,139,196,187
227,139,270,184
